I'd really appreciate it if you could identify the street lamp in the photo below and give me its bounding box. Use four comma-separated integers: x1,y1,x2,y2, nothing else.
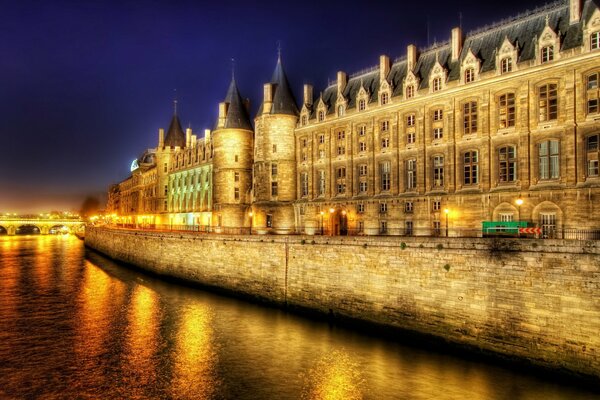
515,198,523,221
444,208,449,237
329,207,335,236
320,211,324,235
248,211,253,235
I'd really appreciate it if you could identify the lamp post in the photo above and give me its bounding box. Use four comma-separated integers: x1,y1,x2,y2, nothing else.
329,207,335,236
515,198,523,221
444,208,449,237
248,211,253,235
320,211,324,235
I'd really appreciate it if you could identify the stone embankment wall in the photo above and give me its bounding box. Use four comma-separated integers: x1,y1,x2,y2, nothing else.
86,227,600,379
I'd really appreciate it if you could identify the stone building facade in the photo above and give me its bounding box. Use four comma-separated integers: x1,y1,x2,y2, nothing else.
108,0,600,237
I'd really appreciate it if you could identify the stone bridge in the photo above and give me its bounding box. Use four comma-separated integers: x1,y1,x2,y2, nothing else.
0,218,85,235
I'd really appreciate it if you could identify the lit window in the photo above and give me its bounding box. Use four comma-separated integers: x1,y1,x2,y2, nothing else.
499,93,516,128
539,83,558,122
433,127,443,140
406,159,416,190
501,57,512,74
433,155,444,188
463,101,478,134
498,146,517,183
358,99,366,111
592,32,600,50
358,126,366,136
586,135,599,177
463,151,479,185
433,109,443,121
464,68,475,83
406,114,415,126
541,46,554,63
587,73,599,115
432,77,442,92
380,162,391,191
336,167,346,194
381,92,389,105
538,140,560,180
407,132,415,144
406,85,415,99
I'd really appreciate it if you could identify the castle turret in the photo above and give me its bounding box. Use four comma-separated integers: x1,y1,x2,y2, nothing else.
253,55,299,233
212,76,254,231
163,102,186,149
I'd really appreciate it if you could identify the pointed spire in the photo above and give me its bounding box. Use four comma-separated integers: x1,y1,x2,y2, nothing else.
268,52,299,116
173,89,178,115
219,76,253,131
164,96,186,148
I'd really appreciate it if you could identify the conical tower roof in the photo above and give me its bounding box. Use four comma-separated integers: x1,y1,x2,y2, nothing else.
221,78,253,130
164,112,186,148
258,56,299,116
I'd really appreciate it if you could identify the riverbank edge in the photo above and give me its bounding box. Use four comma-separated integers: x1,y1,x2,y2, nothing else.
84,226,600,384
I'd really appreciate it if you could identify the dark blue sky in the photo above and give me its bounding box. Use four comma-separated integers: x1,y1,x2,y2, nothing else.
1,0,550,213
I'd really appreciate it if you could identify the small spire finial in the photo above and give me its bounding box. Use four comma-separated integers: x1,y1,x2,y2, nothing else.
173,89,178,116
545,14,550,26
231,57,235,81
277,40,282,61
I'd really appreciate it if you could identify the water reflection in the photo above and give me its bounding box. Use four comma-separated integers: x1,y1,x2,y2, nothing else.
0,235,598,400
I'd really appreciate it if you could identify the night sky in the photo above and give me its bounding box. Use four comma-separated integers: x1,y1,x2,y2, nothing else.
1,0,551,213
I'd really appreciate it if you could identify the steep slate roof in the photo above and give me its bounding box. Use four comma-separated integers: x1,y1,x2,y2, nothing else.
306,0,592,120
164,114,186,148
221,78,253,130
258,57,299,116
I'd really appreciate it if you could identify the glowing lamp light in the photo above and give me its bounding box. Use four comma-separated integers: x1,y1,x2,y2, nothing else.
329,208,335,214
320,211,324,216
341,210,347,216
248,211,253,217
444,208,449,214
515,198,524,206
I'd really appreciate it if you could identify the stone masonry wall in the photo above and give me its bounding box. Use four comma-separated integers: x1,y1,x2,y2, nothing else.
86,227,600,379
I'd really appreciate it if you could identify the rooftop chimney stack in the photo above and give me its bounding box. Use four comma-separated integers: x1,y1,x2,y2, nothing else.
407,45,418,71
218,102,228,128
337,71,347,94
379,55,390,82
451,27,463,61
204,129,211,142
303,84,313,107
158,128,164,148
263,83,273,114
185,128,192,147
570,0,582,24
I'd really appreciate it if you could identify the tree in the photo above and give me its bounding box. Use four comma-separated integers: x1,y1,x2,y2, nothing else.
80,196,100,219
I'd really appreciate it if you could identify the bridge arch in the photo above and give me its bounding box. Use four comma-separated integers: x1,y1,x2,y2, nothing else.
49,224,70,234
0,226,7,235
16,224,41,235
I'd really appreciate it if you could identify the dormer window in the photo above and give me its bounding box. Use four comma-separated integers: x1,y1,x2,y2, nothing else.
432,77,442,92
318,110,325,122
358,99,366,111
406,85,414,99
381,92,389,105
464,68,475,83
541,46,554,63
338,105,345,117
592,32,600,50
301,115,307,126
501,58,512,74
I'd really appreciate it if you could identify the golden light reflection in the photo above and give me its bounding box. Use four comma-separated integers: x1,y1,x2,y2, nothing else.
123,284,160,396
301,349,365,400
171,303,219,400
0,237,21,327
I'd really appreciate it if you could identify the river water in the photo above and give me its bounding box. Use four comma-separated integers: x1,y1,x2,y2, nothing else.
0,235,598,400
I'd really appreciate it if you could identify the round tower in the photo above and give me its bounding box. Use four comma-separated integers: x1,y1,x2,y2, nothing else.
252,56,299,233
212,77,254,232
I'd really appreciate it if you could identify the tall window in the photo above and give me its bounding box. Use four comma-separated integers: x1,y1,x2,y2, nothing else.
432,77,442,92
586,134,599,177
539,83,558,122
271,163,277,177
587,72,599,115
301,115,307,125
592,32,600,50
433,155,444,188
433,109,443,121
501,57,512,74
381,92,389,105
318,170,326,196
541,45,554,63
381,120,389,132
234,187,240,200
359,164,367,176
336,130,345,156
358,125,366,136
407,114,415,126
336,167,346,194
463,101,478,134
338,105,344,116
358,99,366,111
234,172,240,182
359,181,368,193
271,181,278,196
498,146,517,182
359,164,368,193
406,159,417,190
301,172,309,197
499,93,516,128
433,127,443,140
463,151,478,185
359,141,367,152
406,113,416,144
406,85,415,99
319,134,325,144
381,137,390,149
318,111,324,122
539,140,560,180
380,162,391,191
464,68,475,83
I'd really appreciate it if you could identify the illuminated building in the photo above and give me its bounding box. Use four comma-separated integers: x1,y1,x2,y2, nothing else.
108,0,600,237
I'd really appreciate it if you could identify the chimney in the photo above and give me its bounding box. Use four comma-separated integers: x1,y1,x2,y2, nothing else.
303,84,313,106
263,83,273,114
451,27,463,61
191,134,197,147
570,0,582,24
185,128,192,147
204,129,211,142
337,71,347,94
379,55,390,82
218,102,228,128
158,128,164,148
407,45,418,71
